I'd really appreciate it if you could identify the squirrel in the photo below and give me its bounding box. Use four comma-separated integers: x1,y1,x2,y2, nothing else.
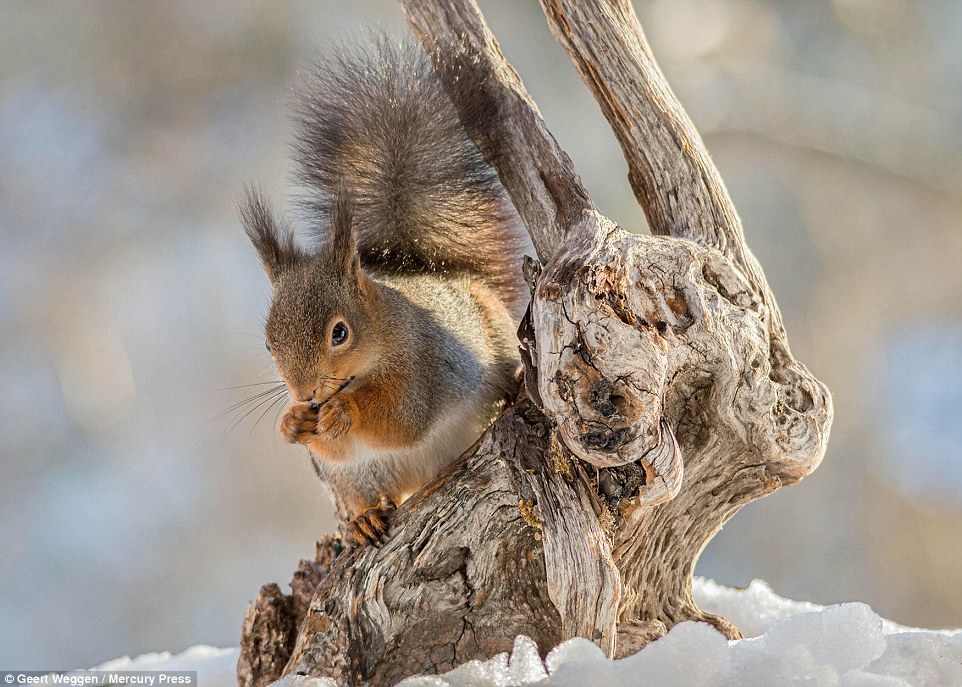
241,39,526,547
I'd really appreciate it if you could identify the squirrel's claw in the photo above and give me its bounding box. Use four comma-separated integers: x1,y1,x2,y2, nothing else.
279,402,318,444
345,495,397,548
279,397,353,445
316,395,353,440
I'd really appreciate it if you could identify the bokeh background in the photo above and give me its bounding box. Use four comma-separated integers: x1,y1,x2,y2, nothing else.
2,0,961,669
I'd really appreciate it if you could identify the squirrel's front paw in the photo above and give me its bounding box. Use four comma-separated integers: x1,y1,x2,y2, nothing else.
316,396,353,440
279,402,318,444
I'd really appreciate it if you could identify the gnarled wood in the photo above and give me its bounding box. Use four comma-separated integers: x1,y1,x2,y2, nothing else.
239,537,341,687
282,403,608,686
239,1,833,685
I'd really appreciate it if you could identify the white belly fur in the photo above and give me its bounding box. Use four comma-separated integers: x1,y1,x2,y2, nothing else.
323,395,495,505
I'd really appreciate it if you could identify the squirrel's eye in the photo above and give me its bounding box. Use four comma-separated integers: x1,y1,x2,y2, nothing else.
265,341,271,353
331,322,349,346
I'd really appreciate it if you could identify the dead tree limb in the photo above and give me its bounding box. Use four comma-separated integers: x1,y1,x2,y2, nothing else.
537,0,775,314
239,1,833,685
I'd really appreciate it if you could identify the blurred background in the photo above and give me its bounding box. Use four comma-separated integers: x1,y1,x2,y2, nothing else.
2,0,961,669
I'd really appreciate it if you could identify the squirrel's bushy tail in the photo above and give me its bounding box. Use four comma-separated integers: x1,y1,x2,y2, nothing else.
293,38,526,309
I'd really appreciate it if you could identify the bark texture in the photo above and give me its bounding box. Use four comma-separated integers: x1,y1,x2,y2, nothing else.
238,537,342,687
239,1,833,685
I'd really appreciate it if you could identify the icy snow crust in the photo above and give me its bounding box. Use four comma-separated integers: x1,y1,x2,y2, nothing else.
90,645,239,687
98,579,962,687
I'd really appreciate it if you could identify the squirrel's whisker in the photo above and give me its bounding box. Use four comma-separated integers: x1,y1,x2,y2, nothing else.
313,376,356,409
221,390,287,424
250,391,291,437
216,384,287,420
215,381,286,391
226,388,289,435
219,386,285,413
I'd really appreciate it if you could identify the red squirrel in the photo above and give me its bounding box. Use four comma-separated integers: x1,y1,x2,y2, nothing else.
242,39,526,546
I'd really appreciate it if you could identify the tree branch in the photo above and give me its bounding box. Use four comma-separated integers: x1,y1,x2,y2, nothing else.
538,0,788,339
239,2,834,685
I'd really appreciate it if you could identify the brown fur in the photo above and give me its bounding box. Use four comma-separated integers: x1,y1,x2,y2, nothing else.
292,37,528,312
242,40,526,544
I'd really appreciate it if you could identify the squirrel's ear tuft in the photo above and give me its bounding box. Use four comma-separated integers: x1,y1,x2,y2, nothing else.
329,181,360,277
241,188,304,282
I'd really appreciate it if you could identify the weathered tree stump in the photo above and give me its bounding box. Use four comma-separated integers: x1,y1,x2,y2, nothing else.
239,1,833,685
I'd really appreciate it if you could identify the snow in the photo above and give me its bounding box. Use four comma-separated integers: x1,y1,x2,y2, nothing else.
89,645,239,687
95,579,962,687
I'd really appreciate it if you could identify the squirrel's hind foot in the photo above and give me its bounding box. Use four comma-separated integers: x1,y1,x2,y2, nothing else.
344,494,398,548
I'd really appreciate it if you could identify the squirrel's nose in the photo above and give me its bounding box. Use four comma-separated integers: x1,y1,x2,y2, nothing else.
297,390,316,403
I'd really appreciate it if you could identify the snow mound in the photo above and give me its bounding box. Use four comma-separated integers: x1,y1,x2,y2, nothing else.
395,588,962,687
90,645,239,687
99,579,962,687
